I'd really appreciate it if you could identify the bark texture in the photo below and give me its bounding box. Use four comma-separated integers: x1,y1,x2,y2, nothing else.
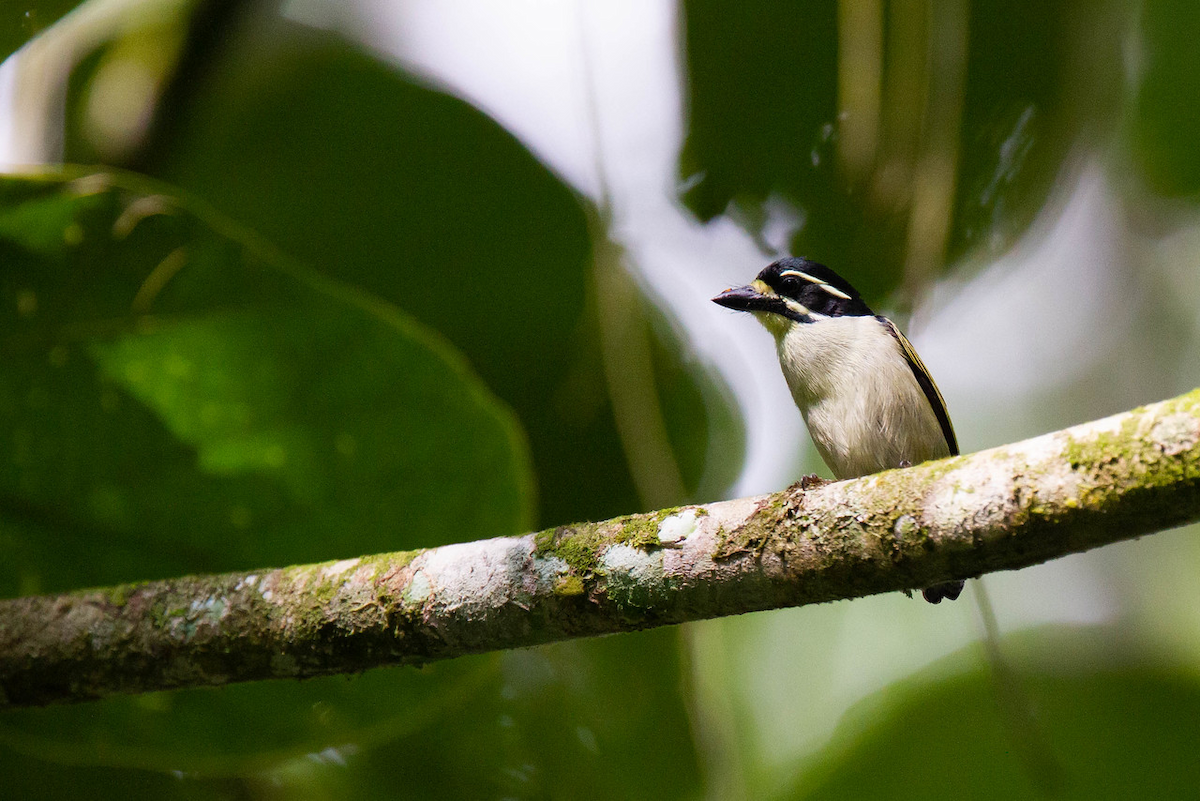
4,389,1200,708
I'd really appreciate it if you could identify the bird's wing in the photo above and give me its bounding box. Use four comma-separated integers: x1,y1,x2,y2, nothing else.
877,317,958,456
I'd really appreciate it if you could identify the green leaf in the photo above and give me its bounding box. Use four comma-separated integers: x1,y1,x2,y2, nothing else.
788,626,1200,800
93,21,740,524
136,25,634,527
0,168,539,780
51,0,746,522
0,170,533,598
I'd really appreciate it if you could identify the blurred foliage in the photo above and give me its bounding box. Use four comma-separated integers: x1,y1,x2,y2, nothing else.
0,171,530,595
790,626,1200,800
1130,0,1200,197
0,0,81,63
76,16,740,525
681,0,1125,303
1,632,702,799
1,0,728,796
4,0,1200,798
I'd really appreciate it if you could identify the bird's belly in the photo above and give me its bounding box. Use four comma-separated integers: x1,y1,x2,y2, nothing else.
802,390,948,480
774,313,952,480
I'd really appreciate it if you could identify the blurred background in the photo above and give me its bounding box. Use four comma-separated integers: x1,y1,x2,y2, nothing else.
3,0,1200,797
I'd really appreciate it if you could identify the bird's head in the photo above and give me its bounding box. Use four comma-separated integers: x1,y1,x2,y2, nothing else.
712,257,873,338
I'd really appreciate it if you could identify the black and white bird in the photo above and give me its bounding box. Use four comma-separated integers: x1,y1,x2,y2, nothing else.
713,257,964,604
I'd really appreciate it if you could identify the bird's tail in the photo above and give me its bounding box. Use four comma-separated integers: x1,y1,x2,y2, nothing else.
922,580,965,604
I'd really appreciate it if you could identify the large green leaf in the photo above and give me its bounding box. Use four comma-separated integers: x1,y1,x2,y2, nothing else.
65,19,740,525
0,168,538,781
0,170,533,597
788,626,1200,800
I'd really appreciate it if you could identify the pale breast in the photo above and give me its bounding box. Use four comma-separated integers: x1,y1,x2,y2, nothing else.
775,316,949,480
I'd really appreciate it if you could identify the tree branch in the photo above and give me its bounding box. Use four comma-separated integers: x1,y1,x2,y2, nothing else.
4,389,1200,708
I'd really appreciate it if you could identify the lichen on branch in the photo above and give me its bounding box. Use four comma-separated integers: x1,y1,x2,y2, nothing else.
3,389,1200,709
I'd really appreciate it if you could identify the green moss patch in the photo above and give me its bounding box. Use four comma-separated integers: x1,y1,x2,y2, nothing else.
533,507,691,577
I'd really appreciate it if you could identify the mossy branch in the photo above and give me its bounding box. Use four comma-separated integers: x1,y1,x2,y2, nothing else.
5,389,1200,708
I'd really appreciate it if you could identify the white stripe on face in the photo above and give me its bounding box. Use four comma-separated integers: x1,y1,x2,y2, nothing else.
777,269,853,300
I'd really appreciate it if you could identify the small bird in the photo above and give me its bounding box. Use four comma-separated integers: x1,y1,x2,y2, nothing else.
713,257,963,603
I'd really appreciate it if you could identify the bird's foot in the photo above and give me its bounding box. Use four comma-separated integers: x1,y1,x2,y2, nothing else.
790,474,829,491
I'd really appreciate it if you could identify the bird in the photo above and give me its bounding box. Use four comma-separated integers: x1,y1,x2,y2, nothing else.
712,257,964,604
